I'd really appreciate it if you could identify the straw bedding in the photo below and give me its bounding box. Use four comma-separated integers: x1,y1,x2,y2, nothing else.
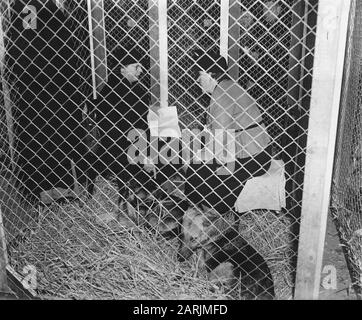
7,177,294,300
238,210,295,300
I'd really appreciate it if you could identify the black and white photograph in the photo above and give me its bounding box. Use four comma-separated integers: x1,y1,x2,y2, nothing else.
0,0,360,305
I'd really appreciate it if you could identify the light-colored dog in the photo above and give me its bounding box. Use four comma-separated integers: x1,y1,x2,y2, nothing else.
179,205,275,300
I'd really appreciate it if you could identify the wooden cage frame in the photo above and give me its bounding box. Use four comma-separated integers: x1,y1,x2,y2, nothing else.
0,0,353,299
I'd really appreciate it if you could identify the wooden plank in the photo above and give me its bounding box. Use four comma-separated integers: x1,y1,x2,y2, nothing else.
0,12,15,171
294,0,352,300
87,0,97,99
87,0,107,99
0,209,9,292
91,0,107,94
158,0,168,108
220,0,229,58
228,0,240,81
149,0,159,107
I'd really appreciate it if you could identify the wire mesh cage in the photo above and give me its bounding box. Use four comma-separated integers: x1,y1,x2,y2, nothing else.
331,0,362,300
0,0,345,300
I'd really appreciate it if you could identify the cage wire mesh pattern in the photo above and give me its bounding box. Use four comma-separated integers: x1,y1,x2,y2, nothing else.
0,0,322,299
331,0,362,299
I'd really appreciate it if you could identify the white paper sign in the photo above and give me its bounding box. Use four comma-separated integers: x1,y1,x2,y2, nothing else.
147,106,181,138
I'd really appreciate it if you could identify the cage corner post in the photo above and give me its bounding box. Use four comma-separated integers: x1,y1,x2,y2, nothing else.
148,0,168,109
0,9,15,171
294,0,352,300
158,0,168,109
219,0,229,58
148,0,161,107
0,208,9,293
87,0,107,100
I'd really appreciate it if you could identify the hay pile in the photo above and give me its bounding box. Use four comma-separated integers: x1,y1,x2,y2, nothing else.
0,168,39,244
8,178,227,300
7,177,295,300
238,210,295,300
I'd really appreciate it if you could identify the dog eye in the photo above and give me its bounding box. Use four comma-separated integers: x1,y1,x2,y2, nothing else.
189,236,198,243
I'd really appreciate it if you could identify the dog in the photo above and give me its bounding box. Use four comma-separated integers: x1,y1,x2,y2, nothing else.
142,192,190,239
178,205,275,300
118,177,189,239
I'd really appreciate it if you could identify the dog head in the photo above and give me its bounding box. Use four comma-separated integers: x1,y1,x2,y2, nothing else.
178,205,236,261
145,196,190,239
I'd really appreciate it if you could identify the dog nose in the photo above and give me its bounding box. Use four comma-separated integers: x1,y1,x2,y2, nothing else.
178,246,193,262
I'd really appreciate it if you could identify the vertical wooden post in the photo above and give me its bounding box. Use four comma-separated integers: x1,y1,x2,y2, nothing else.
87,0,107,100
148,0,168,108
0,209,9,292
0,12,15,171
295,0,352,300
228,0,240,81
158,0,168,108
149,0,159,107
220,0,229,59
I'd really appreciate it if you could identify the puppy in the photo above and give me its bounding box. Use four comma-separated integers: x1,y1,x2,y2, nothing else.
142,192,190,239
117,178,152,225
119,178,189,239
178,206,275,300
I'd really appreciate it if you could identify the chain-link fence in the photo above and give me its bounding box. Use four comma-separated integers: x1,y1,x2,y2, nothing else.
0,0,332,300
331,0,362,300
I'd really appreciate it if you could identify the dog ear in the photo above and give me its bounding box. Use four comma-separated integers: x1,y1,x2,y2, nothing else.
159,217,179,233
210,211,235,236
224,211,237,225
204,207,220,220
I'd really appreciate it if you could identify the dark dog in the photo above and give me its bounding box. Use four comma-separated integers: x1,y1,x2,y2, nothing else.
118,177,189,239
178,205,275,300
142,193,190,239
